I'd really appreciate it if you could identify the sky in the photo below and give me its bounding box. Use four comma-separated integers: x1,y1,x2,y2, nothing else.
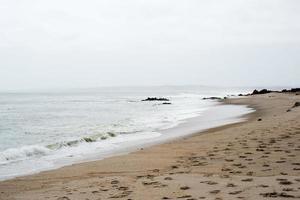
0,0,299,91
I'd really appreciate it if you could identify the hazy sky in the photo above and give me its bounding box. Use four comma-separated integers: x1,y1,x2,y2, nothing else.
0,0,299,91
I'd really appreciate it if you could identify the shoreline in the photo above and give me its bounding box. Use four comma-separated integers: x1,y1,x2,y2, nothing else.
0,102,253,181
1,93,299,200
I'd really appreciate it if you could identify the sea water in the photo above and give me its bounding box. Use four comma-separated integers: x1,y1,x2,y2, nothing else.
0,86,253,180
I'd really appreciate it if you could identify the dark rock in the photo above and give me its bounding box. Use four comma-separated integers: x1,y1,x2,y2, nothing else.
162,102,172,105
248,88,300,95
202,97,222,100
142,97,170,101
292,102,300,108
257,118,262,121
252,89,259,95
251,89,272,95
281,88,300,93
291,88,300,93
238,94,244,96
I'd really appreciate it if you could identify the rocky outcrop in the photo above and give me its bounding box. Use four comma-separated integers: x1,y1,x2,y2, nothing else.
293,102,300,108
251,89,272,95
142,97,170,102
282,88,300,93
202,97,222,100
250,88,300,96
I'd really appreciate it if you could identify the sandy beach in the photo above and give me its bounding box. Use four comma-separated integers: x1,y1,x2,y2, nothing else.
0,92,299,200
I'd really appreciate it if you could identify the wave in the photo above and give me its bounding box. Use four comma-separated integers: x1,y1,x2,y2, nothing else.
47,132,118,149
0,132,119,165
0,145,51,165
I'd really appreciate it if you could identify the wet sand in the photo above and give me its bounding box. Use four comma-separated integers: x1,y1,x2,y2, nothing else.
0,93,300,200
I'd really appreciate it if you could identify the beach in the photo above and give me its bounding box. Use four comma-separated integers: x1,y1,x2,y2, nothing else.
0,92,300,200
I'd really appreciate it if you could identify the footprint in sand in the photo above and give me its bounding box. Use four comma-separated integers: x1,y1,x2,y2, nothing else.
229,190,242,195
283,188,294,191
109,191,132,198
257,184,269,188
56,197,70,200
118,186,129,191
281,172,288,175
222,168,232,172
278,180,293,185
111,180,120,185
241,178,253,182
177,195,192,198
209,190,220,194
260,192,295,198
230,171,242,174
226,183,236,187
180,186,190,190
246,171,254,176
142,181,159,186
200,181,218,185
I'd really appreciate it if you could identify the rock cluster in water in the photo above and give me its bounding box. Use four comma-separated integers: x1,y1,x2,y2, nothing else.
202,97,222,100
141,97,172,105
142,97,170,101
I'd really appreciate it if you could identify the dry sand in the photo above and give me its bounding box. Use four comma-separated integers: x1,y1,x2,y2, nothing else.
0,93,300,200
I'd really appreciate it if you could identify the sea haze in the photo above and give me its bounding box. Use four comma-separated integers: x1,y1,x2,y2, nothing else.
0,86,253,180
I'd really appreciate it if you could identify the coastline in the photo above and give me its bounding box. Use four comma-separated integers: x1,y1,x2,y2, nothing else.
1,93,300,200
0,101,253,181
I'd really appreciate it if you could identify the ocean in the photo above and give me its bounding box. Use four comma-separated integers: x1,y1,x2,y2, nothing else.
0,86,253,180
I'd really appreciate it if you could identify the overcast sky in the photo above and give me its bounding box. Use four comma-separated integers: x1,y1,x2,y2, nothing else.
0,0,299,91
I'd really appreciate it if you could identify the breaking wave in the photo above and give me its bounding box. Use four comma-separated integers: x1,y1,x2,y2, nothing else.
0,145,51,165
0,132,119,165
